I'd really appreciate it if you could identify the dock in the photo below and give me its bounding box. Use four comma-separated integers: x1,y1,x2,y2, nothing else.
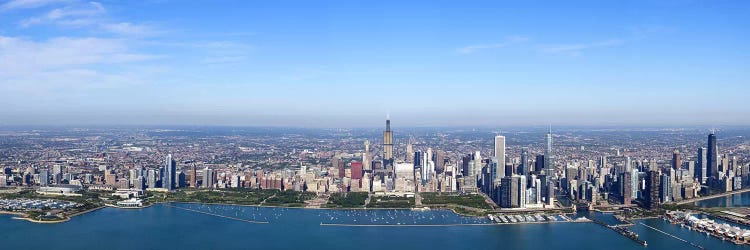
588,217,647,247
640,222,705,249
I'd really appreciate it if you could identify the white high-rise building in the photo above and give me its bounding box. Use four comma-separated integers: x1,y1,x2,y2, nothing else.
494,135,506,180
363,140,371,170
423,148,434,182
631,167,639,198
545,127,555,177
473,151,482,177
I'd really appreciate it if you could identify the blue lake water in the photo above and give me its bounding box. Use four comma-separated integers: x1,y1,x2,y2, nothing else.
1,202,749,249
694,191,750,208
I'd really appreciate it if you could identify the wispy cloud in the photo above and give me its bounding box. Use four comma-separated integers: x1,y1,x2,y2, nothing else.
457,35,529,54
202,56,246,64
0,0,250,98
0,36,158,71
195,41,252,64
0,0,68,11
16,1,161,36
18,1,104,27
0,35,163,95
540,39,625,55
100,22,161,36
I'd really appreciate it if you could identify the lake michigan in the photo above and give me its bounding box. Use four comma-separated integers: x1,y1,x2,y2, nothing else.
3,193,750,250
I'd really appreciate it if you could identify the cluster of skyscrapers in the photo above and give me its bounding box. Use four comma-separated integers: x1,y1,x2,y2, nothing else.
5,118,748,213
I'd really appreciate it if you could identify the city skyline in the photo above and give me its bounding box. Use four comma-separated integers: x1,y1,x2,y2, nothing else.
1,0,749,127
3,1,750,249
2,116,750,248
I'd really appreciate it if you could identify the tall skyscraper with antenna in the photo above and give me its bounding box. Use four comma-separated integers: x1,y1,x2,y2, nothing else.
383,116,394,167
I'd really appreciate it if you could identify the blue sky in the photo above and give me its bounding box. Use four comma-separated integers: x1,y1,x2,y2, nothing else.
0,0,748,127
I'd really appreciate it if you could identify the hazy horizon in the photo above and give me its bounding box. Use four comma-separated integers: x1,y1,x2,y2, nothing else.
1,0,748,127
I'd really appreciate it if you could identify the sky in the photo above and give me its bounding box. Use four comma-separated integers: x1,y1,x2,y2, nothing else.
0,0,748,127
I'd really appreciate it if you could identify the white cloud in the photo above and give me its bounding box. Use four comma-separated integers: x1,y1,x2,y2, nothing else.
17,1,103,27
15,1,160,36
458,35,529,54
0,36,162,94
99,22,159,36
202,56,246,64
0,36,156,71
540,39,625,55
0,0,68,11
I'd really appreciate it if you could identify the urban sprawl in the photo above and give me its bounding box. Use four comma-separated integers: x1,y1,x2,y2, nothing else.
1,121,750,243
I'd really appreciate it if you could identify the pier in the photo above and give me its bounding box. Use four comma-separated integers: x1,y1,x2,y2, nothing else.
163,204,269,224
640,222,705,249
588,217,647,246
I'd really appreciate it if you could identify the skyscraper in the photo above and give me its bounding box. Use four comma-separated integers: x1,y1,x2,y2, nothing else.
406,140,414,165
631,167,639,198
494,135,506,181
351,162,363,180
500,175,526,208
39,169,49,187
461,154,471,177
164,154,176,191
516,175,527,208
190,164,197,188
646,170,661,210
520,147,529,176
383,118,394,167
697,147,707,184
535,155,545,172
625,156,632,171
147,169,157,188
660,174,672,203
363,140,371,171
434,149,445,174
544,127,555,177
620,171,632,205
708,133,718,180
473,151,482,178
500,176,515,208
672,150,681,170
203,167,214,189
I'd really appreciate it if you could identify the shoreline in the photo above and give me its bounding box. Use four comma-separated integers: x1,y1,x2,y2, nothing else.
673,188,750,205
1,205,106,224
12,216,70,224
0,210,26,217
105,203,154,209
